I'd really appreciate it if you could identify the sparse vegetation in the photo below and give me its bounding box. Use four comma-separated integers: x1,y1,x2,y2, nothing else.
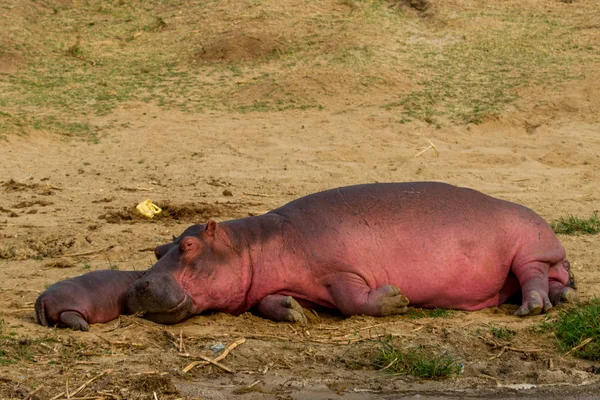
551,212,600,235
0,0,598,139
405,308,455,319
0,246,16,259
376,336,461,379
490,326,516,341
552,299,600,361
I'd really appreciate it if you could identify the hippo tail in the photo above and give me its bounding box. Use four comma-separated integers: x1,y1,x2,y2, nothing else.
34,296,49,326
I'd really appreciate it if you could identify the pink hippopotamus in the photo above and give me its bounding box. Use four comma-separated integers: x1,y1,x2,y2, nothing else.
123,182,577,324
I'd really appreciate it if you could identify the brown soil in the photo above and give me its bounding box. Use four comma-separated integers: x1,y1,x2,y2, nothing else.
1,0,600,399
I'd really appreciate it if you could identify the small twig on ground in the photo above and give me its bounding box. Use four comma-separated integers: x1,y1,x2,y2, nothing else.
93,333,113,346
49,392,65,400
179,329,185,353
381,357,398,370
183,338,246,373
358,323,384,331
505,346,542,353
23,384,43,400
478,374,501,385
243,192,275,197
119,187,154,191
69,370,112,398
489,346,506,360
138,247,156,252
566,337,593,356
194,354,234,373
414,136,439,158
133,371,168,376
63,245,114,258
479,335,542,355
232,380,262,394
163,330,180,350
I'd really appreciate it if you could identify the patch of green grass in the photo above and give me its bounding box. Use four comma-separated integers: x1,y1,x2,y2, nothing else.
376,336,461,379
384,6,595,124
0,321,50,365
0,111,99,142
405,308,454,319
490,326,516,341
1,0,598,139
81,263,92,271
552,299,600,360
551,212,600,235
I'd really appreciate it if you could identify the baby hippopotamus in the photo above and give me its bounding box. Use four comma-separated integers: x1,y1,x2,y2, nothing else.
35,270,144,331
125,182,578,324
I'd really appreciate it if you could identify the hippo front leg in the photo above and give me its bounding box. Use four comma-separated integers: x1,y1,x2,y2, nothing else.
255,294,308,324
326,273,410,317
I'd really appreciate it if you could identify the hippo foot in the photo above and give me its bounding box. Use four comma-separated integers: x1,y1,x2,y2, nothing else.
560,287,580,304
376,285,410,316
255,294,308,324
549,285,579,306
326,274,410,317
59,311,90,331
515,290,552,317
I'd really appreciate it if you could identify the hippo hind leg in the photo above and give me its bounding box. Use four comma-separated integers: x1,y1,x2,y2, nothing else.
255,294,307,324
59,311,90,331
326,273,409,317
513,261,554,316
548,280,579,306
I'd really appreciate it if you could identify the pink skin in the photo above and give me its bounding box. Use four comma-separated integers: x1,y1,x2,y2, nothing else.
126,182,576,324
35,270,145,331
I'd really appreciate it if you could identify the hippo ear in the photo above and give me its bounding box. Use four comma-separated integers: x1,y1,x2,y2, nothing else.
203,219,218,239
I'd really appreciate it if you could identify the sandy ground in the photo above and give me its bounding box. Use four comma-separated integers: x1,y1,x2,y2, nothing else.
1,0,600,397
1,93,600,399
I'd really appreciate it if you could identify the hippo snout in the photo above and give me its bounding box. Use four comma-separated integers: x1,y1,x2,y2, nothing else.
125,273,194,324
154,243,172,260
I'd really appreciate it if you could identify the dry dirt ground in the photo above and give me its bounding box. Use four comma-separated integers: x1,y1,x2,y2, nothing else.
1,0,600,399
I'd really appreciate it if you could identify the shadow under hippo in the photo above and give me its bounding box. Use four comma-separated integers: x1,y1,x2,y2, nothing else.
35,182,578,329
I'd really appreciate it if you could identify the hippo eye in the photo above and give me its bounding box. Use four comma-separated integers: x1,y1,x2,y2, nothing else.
180,237,199,253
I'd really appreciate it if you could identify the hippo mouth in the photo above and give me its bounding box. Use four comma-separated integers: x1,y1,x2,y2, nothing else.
140,293,195,324
125,277,195,324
